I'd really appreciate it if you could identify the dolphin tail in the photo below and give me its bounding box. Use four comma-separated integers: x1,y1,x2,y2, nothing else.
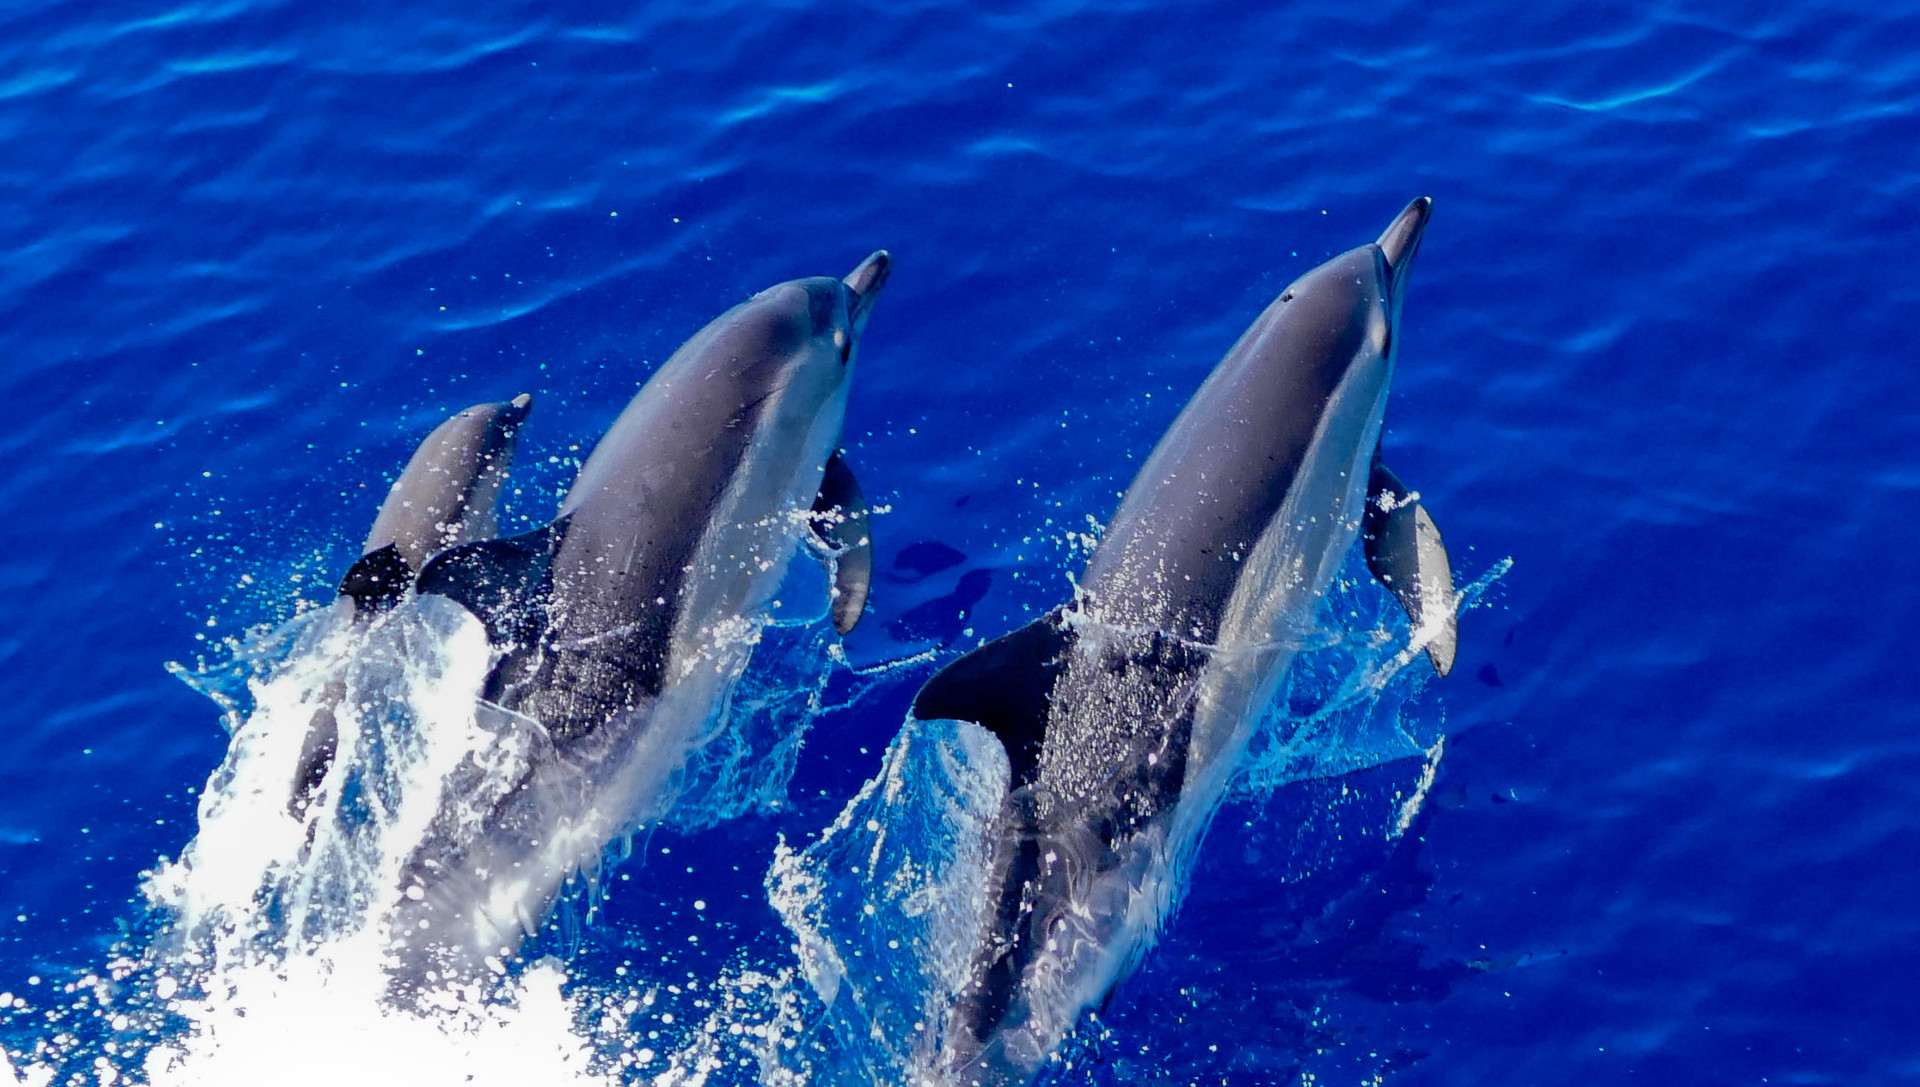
1362,460,1459,676
415,518,569,648
911,606,1073,787
809,450,873,636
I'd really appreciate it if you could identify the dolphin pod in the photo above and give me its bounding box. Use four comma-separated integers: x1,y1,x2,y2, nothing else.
906,197,1458,1084
389,252,889,974
261,201,1460,1071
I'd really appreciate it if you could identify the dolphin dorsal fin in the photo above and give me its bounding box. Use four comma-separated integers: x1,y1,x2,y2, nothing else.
338,543,415,614
1362,460,1459,676
911,606,1073,787
414,519,568,647
810,450,872,636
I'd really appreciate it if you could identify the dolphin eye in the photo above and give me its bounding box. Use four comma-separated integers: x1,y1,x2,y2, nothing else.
834,327,851,364
1280,290,1294,303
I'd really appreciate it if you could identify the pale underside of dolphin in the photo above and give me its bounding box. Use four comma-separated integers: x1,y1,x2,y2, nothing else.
367,252,892,980
906,200,1458,1085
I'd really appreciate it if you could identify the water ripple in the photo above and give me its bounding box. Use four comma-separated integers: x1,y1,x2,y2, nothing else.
0,0,1915,1082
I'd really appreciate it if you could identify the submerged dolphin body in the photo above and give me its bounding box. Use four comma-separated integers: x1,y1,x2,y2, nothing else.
908,200,1457,1084
396,253,891,976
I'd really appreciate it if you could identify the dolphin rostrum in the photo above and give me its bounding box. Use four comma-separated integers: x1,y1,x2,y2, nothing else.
906,200,1456,1084
395,252,891,977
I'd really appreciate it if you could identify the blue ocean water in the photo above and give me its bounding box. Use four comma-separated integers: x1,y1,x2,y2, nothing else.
2,0,1917,1083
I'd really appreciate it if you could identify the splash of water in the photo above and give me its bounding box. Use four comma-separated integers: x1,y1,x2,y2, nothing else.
669,618,839,832
768,555,1511,1085
767,716,1011,1085
1,540,1507,1086
138,592,642,1084
2,551,861,1086
150,596,505,956
1234,554,1511,795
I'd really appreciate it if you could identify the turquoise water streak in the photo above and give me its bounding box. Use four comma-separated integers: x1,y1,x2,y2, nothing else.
2,0,1916,1083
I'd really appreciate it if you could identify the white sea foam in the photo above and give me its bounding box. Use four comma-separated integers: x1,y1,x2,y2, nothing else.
107,594,617,1085
138,958,612,1087
1,557,858,1086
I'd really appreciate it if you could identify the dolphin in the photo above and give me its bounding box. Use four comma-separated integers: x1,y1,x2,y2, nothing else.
337,394,535,614
287,395,535,816
906,200,1456,1084
392,252,891,977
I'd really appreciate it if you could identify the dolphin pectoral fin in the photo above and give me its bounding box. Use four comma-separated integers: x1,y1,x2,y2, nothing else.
290,702,340,818
339,543,415,614
810,450,872,636
911,607,1073,787
1363,461,1459,677
415,519,567,647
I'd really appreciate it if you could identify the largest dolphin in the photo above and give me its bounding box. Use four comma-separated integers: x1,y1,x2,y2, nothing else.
395,252,891,978
907,200,1456,1084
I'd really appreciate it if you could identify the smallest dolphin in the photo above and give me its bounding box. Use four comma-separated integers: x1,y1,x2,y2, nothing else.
290,395,534,814
337,394,534,614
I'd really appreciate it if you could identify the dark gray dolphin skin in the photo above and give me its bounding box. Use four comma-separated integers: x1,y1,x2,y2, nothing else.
395,252,889,975
907,200,1457,1084
337,394,534,614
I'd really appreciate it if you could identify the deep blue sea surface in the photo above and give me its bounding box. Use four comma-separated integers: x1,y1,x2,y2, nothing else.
3,0,1917,1083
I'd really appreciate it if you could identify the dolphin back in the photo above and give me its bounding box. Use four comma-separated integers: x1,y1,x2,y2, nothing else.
1080,249,1384,642
340,394,533,612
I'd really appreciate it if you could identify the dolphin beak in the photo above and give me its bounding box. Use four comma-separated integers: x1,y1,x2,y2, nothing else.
843,250,891,329
1376,196,1431,298
503,392,534,425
